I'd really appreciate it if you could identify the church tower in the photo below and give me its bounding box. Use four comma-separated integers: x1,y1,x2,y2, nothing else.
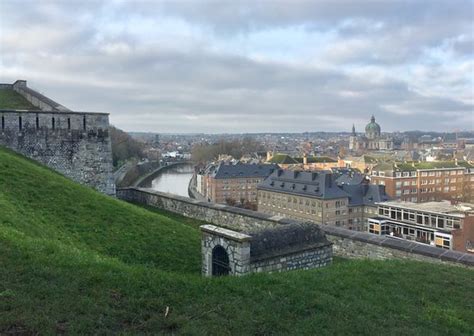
349,124,358,150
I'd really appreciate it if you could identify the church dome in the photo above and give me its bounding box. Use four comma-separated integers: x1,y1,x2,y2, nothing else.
365,115,381,139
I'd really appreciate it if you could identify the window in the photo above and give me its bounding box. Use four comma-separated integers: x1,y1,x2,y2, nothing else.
83,115,86,130
36,114,39,129
369,223,380,234
435,236,450,250
67,118,71,130
1,115,4,130
18,116,22,130
52,117,55,130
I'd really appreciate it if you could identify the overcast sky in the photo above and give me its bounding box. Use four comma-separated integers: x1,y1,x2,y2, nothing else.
1,1,473,133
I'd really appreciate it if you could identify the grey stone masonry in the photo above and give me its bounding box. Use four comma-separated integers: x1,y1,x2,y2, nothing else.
0,110,115,195
12,80,71,112
117,187,474,268
201,224,332,276
250,244,332,273
201,225,251,276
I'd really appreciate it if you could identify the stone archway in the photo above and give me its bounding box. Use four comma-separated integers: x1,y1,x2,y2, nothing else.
212,245,230,276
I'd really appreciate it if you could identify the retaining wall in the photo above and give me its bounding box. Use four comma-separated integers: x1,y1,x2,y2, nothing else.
117,187,474,267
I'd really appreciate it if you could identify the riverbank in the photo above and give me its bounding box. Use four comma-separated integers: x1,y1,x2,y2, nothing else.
188,173,207,201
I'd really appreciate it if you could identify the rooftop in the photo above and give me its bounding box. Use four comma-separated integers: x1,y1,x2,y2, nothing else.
211,162,278,179
268,153,299,164
259,169,389,205
295,156,338,163
374,160,474,172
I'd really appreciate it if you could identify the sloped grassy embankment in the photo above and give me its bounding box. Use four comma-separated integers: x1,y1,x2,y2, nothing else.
0,147,473,335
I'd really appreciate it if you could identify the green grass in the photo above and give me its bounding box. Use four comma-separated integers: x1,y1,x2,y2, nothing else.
0,89,37,109
0,146,473,335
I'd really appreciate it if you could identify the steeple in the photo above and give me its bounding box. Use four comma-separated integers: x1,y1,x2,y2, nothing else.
352,124,356,136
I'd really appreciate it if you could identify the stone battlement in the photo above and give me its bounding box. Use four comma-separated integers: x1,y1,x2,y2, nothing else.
0,81,115,195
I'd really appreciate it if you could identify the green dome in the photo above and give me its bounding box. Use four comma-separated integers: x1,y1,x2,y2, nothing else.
365,115,381,133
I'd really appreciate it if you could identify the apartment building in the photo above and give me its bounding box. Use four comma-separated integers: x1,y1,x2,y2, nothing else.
370,161,474,203
368,201,474,253
199,162,278,206
257,169,389,231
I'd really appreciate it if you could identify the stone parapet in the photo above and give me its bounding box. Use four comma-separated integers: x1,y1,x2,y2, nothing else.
117,187,474,268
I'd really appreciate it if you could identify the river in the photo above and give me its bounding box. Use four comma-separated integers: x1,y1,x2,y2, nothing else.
149,163,194,197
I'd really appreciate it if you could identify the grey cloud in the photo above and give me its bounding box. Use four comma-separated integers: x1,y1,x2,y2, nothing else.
3,44,470,133
0,0,472,133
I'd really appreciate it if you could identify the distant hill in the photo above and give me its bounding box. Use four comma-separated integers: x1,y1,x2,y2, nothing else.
0,146,473,334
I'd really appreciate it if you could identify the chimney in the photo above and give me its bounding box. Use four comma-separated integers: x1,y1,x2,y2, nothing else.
303,153,308,165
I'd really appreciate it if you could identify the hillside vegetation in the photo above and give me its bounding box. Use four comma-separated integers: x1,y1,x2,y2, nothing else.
0,89,36,109
0,146,473,335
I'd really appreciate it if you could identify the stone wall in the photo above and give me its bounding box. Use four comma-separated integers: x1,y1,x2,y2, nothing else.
201,225,251,276
12,80,70,112
0,110,115,195
115,160,162,187
201,224,332,276
250,243,332,273
117,187,474,268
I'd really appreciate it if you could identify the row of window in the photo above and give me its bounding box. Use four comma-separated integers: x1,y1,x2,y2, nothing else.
368,222,452,249
222,179,261,184
420,178,462,185
373,170,466,178
420,170,463,177
378,207,461,229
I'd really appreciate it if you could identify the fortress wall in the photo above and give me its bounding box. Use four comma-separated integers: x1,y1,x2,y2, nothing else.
12,80,70,112
0,110,115,195
117,187,474,268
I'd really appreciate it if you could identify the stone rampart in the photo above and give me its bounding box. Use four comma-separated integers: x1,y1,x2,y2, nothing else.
117,187,474,267
0,109,115,195
12,80,70,112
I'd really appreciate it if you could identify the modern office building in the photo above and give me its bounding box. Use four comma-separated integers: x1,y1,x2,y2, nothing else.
368,200,474,253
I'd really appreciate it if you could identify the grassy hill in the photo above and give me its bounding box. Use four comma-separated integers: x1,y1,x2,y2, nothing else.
0,146,473,335
0,89,37,109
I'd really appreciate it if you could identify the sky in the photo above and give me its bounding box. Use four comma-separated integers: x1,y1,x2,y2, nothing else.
0,0,473,133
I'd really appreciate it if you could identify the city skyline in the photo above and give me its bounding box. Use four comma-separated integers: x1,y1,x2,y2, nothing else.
1,0,472,133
